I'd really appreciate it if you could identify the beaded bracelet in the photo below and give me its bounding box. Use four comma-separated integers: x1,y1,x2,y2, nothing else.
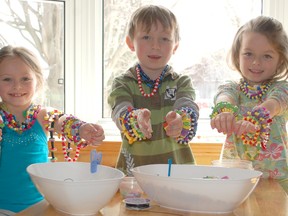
119,107,146,144
210,101,239,119
61,115,87,146
241,106,272,150
45,111,87,162
164,107,198,145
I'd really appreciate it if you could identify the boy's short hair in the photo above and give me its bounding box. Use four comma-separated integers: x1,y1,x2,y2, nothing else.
127,5,180,42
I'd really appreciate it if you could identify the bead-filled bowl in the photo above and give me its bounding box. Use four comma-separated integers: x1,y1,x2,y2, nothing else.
27,162,125,216
131,164,262,214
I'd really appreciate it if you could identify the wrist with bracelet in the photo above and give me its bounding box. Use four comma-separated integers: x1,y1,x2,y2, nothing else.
210,102,272,151
119,107,146,144
164,107,198,145
210,101,239,119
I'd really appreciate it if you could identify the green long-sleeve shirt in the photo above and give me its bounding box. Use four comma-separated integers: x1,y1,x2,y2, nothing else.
108,64,199,175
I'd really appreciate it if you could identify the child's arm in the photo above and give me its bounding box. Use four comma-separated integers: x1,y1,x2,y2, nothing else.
53,115,105,146
211,95,267,136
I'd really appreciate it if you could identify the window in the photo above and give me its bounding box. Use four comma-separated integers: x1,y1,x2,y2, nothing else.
72,0,288,142
0,0,65,110
2,0,288,142
102,0,262,141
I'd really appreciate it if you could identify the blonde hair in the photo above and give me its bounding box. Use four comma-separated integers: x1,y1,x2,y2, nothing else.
0,45,44,93
228,16,288,81
127,5,180,42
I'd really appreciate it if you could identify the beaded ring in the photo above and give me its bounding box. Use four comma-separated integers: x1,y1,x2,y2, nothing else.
61,115,87,161
164,107,198,145
119,107,146,144
45,111,87,162
210,101,239,119
241,107,272,150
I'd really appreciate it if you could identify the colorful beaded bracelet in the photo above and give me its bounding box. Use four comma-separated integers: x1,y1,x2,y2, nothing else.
119,107,146,144
45,111,87,162
241,106,272,150
210,101,239,119
168,107,198,145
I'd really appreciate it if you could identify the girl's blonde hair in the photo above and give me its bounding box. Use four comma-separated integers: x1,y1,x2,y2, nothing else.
228,16,288,81
0,45,44,93
127,5,180,42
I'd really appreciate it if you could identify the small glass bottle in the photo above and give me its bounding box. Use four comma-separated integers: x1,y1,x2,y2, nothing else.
119,176,143,198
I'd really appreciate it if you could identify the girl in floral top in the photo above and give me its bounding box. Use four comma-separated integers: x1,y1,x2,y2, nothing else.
210,16,288,193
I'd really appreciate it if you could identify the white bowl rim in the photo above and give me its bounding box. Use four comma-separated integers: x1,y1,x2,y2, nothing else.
131,164,263,181
27,162,125,183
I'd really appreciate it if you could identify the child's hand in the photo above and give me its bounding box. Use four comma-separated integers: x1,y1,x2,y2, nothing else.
136,108,153,139
233,120,259,136
79,123,105,146
165,111,182,138
210,112,236,135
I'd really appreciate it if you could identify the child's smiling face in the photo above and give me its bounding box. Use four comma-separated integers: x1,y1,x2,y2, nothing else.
126,20,179,79
0,56,37,109
239,32,281,85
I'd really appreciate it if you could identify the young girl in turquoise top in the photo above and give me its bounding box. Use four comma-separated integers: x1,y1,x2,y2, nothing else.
0,45,105,214
210,16,288,193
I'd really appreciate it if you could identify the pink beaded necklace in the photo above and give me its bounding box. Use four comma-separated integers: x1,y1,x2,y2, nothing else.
136,65,167,97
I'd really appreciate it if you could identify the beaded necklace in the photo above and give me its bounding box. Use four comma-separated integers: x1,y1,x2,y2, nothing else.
239,78,272,100
0,103,40,134
136,64,167,97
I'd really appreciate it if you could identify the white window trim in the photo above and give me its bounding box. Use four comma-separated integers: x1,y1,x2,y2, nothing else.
65,0,288,142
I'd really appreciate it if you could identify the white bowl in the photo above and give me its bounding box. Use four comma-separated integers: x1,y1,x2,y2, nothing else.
27,162,125,216
131,164,262,214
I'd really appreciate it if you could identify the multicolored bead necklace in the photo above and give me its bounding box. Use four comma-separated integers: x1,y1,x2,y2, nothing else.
136,64,167,97
0,103,40,134
239,78,272,100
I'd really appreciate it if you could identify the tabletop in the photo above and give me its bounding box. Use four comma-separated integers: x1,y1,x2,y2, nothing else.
16,179,288,216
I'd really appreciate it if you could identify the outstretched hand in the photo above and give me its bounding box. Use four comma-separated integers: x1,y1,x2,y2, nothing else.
210,112,236,135
136,108,153,139
79,123,105,146
165,111,182,138
210,112,259,135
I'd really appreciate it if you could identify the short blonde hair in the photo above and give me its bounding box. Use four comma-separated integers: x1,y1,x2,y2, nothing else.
0,45,44,93
127,5,180,42
228,16,288,81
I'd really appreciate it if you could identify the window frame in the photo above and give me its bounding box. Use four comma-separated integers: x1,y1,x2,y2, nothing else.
66,0,288,141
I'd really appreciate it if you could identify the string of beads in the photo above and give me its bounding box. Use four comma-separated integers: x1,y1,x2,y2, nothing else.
44,110,87,162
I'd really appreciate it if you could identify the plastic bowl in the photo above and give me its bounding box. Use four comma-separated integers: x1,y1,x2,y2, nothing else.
27,162,125,216
131,164,262,214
